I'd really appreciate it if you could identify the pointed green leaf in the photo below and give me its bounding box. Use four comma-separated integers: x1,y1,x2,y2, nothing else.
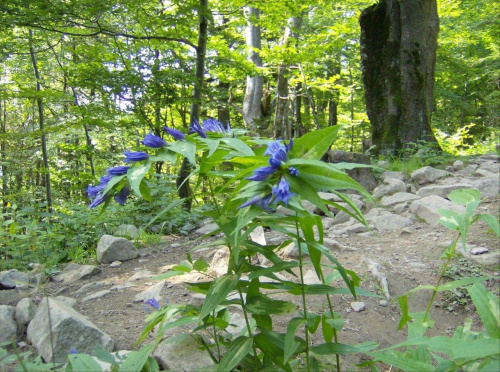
127,161,151,198
284,318,306,363
467,283,500,338
311,341,378,355
200,274,239,320
289,125,342,160
119,345,155,372
169,141,196,165
67,353,103,371
217,336,253,372
246,295,298,315
478,214,500,237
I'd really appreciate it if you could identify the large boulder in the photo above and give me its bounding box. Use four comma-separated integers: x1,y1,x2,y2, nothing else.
472,176,499,201
15,298,37,328
96,235,138,264
366,210,413,231
153,334,214,371
0,305,17,343
27,297,114,363
373,178,406,199
380,192,420,207
409,195,465,225
417,183,473,199
326,150,378,191
0,269,30,290
52,264,100,283
410,166,449,185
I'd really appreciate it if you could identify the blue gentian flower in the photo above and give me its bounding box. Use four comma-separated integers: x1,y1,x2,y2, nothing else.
145,298,161,310
123,150,149,163
238,194,273,211
189,118,207,138
163,126,185,141
106,166,130,176
203,118,226,134
272,178,295,206
87,184,104,199
89,193,108,209
141,132,167,148
247,166,276,181
69,349,78,354
114,187,130,205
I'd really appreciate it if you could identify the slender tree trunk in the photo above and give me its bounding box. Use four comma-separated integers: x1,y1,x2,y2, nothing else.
0,96,7,215
242,6,263,131
29,29,52,213
177,0,208,211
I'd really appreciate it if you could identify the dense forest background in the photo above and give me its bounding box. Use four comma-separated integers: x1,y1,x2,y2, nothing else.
0,0,498,269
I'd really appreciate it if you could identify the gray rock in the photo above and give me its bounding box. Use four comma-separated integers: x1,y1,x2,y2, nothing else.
74,282,110,295
417,184,473,199
0,289,25,306
0,305,17,343
53,296,77,308
456,244,499,267
453,160,465,171
472,176,499,201
52,264,100,284
27,297,114,363
210,248,230,276
477,161,499,174
382,171,406,181
323,237,344,250
15,298,37,327
471,247,489,255
479,153,499,162
29,273,46,287
368,211,413,231
331,211,352,225
110,283,135,291
475,168,495,177
190,293,206,309
82,290,111,302
281,242,308,259
226,313,247,337
133,281,166,303
381,192,420,207
373,178,406,199
97,235,138,264
456,164,479,176
410,166,449,185
153,335,214,371
249,226,267,246
409,195,465,225
194,222,219,236
303,270,322,285
333,222,370,236
0,270,30,290
393,203,408,214
351,302,366,312
127,270,153,282
109,261,122,268
114,224,140,239
327,150,378,191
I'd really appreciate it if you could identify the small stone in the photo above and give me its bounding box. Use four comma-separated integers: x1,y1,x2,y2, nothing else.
379,300,388,307
127,270,153,282
134,281,166,303
82,290,111,302
126,303,133,307
15,298,37,326
351,302,366,312
471,247,489,255
400,228,413,235
109,261,122,268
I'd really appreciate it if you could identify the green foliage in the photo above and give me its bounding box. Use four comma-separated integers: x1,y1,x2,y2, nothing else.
367,188,500,371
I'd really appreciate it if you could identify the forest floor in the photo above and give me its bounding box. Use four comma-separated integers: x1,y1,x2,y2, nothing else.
36,198,500,371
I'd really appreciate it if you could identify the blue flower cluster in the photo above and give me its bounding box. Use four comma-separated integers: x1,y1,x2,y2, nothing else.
88,119,230,208
240,140,298,209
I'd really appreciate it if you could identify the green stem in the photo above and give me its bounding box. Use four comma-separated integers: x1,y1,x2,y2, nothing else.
423,234,460,324
295,218,310,371
212,309,221,361
238,283,258,357
319,269,341,372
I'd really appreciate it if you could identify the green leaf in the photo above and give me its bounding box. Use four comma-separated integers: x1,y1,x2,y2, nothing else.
94,345,117,365
197,138,220,157
169,141,196,165
289,125,342,160
193,258,209,272
245,295,298,315
67,353,103,371
119,345,154,372
221,138,254,156
127,161,151,198
199,274,239,320
478,214,500,237
247,262,299,280
437,276,492,292
217,336,253,372
101,174,126,196
368,350,435,371
284,318,306,363
467,283,500,338
447,188,481,205
152,270,184,281
149,149,176,163
311,341,378,355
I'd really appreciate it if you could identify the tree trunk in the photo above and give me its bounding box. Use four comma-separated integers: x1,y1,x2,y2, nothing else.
0,97,7,215
359,0,440,155
242,7,263,131
177,0,208,211
29,29,52,213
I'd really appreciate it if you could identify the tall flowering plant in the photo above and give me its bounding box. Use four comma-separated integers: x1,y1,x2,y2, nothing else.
89,122,378,371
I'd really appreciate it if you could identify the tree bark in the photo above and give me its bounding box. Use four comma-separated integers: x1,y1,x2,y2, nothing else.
29,29,52,213
177,0,208,211
242,7,263,131
359,0,440,155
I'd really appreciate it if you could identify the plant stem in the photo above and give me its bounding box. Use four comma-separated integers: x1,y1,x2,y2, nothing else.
295,219,311,371
238,283,258,357
423,234,460,324
319,269,341,372
212,309,221,361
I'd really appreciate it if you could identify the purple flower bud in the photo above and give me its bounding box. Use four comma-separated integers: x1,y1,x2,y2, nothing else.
145,298,161,310
238,194,273,211
123,150,149,163
203,118,226,134
87,184,105,199
89,193,108,208
69,349,78,355
189,118,207,138
264,141,286,157
285,139,294,153
141,132,167,148
106,166,130,176
114,187,130,205
163,126,185,141
272,178,295,206
288,167,299,177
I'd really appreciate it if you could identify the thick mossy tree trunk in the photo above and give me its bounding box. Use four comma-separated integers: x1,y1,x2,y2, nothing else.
359,0,440,155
